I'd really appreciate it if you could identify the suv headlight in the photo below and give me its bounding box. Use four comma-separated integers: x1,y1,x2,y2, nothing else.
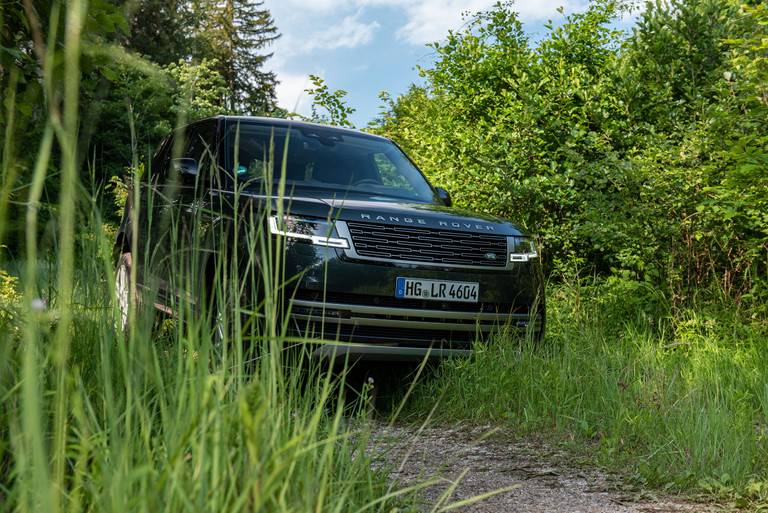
509,236,538,262
268,215,350,249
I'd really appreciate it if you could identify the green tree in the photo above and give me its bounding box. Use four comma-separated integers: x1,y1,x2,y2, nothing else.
1,0,130,247
196,0,279,114
81,50,228,183
375,1,630,272
125,0,195,65
693,2,768,299
166,58,228,121
1,0,230,246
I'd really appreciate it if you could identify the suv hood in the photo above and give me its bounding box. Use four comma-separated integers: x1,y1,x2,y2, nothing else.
247,192,526,237
325,198,524,236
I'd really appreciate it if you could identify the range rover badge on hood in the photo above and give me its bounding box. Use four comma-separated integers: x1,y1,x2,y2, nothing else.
359,213,496,231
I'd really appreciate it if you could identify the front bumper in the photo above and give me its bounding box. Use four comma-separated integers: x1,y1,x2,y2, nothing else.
311,343,471,362
281,240,545,356
290,296,541,347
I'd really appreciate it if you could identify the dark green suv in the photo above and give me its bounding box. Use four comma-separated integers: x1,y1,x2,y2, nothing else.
115,116,544,360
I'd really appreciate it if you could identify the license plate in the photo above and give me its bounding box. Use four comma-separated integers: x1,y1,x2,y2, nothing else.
395,277,479,303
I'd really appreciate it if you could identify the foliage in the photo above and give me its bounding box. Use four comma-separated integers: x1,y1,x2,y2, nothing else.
125,0,280,113
78,48,229,185
1,0,130,221
375,1,636,271
166,58,229,121
0,268,20,327
1,0,280,249
79,46,176,179
304,74,357,128
126,0,196,65
107,168,133,219
624,0,741,135
372,0,766,306
406,279,768,506
699,3,768,301
0,208,410,513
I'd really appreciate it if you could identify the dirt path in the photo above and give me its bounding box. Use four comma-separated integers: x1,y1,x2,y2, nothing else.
369,423,732,513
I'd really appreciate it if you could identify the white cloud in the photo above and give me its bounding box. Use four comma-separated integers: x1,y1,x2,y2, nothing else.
272,0,588,46
274,71,313,115
274,0,355,12
393,0,492,45
393,0,590,45
305,11,380,51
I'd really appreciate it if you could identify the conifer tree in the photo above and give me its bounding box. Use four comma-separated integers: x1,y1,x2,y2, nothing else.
126,0,194,65
196,0,279,114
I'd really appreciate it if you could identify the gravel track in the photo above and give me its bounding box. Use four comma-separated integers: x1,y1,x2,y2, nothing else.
369,423,732,513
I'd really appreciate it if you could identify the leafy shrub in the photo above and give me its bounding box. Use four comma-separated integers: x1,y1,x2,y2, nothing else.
304,75,356,127
373,0,766,306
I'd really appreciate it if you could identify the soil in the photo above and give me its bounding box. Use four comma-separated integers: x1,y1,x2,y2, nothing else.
369,422,734,513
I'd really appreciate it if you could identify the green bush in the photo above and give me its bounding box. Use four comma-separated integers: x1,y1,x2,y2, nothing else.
372,0,767,305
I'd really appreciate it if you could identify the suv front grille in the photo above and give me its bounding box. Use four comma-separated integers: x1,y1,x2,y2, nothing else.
346,221,507,267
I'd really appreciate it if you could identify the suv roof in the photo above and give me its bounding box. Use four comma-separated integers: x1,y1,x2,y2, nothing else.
199,115,389,142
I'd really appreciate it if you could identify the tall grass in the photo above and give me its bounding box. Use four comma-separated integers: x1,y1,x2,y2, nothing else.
0,5,421,512
404,276,768,504
3,229,410,513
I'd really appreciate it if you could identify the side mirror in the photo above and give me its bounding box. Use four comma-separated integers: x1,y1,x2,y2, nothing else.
436,187,452,207
172,158,198,177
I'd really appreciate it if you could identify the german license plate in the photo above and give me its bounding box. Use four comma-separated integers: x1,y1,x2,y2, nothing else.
395,277,479,303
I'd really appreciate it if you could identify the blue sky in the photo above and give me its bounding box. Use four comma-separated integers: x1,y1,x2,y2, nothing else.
266,1,635,127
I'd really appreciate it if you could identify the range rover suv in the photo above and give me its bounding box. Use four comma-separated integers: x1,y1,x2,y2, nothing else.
115,116,544,360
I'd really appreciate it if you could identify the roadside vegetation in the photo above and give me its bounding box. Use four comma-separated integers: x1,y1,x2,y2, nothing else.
2,0,767,510
371,1,768,506
0,212,418,512
374,1,767,307
0,2,416,510
406,279,768,506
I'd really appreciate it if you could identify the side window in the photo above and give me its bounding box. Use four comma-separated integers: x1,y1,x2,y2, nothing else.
184,122,217,170
237,133,270,181
228,125,288,184
372,152,416,193
150,136,172,182
185,122,219,188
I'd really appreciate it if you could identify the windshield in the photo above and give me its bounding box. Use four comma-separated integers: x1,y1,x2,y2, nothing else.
224,122,436,203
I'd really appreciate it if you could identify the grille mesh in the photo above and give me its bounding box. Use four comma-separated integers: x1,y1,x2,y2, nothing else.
346,221,507,267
